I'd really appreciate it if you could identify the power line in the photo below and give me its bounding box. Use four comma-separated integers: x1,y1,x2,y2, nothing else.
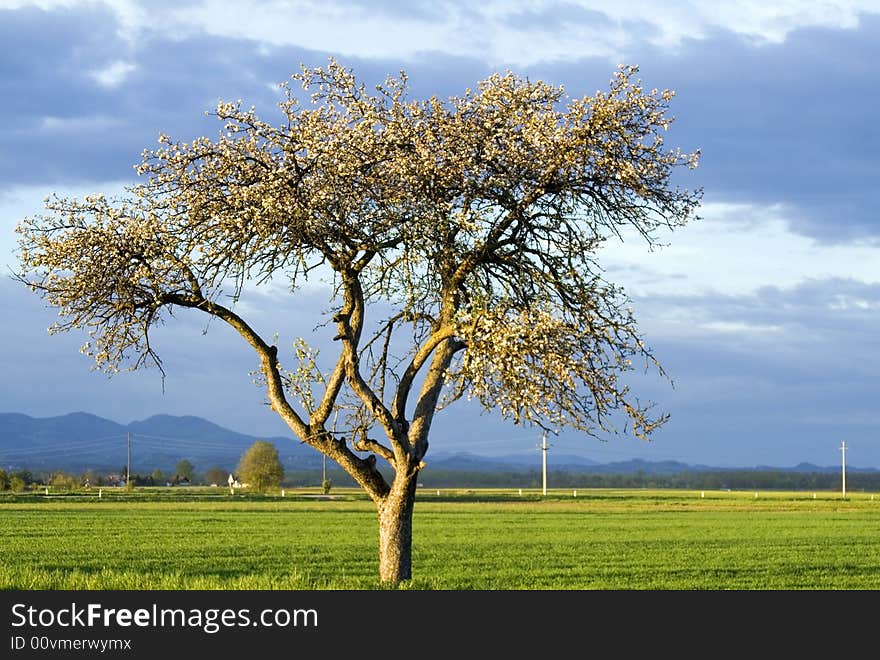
0,439,127,458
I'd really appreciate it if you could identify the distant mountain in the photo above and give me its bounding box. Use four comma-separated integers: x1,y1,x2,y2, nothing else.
2,411,876,476
0,412,318,474
426,451,599,472
426,452,697,474
422,453,876,475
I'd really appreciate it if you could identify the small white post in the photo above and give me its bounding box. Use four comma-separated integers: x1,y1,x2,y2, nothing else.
701,491,704,498
436,489,440,496
518,488,522,497
573,490,577,498
281,489,285,497
45,487,49,496
840,441,847,499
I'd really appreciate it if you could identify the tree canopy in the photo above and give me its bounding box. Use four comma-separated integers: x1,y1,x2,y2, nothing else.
175,459,194,481
236,441,284,492
16,60,701,582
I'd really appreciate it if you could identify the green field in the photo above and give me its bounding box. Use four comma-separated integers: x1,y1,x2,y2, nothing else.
2,487,878,590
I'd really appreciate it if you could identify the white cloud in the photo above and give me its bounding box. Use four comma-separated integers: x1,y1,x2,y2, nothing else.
599,200,880,298
829,294,880,311
0,0,146,36
39,115,124,132
689,0,865,43
165,1,466,61
699,320,784,335
193,1,876,62
90,60,136,87
155,0,879,65
5,0,876,65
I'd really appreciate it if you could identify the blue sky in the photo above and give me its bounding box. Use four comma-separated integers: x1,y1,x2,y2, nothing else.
1,0,878,468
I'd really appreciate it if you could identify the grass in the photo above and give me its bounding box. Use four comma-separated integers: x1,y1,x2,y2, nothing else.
1,487,878,589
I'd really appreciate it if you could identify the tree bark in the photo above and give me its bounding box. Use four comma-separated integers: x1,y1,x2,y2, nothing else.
376,474,418,584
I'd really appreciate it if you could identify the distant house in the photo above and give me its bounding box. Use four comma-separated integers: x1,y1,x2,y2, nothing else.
106,474,126,487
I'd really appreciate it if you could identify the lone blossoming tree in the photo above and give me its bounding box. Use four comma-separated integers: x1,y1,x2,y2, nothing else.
16,60,700,584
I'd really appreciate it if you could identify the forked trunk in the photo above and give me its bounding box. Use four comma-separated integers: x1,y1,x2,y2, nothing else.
377,475,418,585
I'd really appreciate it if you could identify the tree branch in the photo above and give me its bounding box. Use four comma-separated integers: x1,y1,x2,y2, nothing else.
162,293,310,440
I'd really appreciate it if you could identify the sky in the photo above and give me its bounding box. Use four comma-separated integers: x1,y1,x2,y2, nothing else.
0,0,878,469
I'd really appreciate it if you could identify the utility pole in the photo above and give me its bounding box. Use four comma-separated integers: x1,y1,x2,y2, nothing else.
541,431,548,496
840,441,847,499
126,432,132,485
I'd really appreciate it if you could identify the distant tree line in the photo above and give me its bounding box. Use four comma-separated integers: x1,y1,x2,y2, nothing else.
0,469,35,492
0,465,233,491
411,469,880,491
0,442,288,492
268,467,880,492
2,465,878,493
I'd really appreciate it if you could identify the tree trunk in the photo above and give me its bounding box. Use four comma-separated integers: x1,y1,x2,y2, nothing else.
377,475,418,585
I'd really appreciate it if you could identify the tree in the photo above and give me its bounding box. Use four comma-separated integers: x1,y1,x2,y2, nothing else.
204,466,230,486
49,471,78,490
175,459,194,481
15,60,700,584
236,441,284,492
9,471,32,493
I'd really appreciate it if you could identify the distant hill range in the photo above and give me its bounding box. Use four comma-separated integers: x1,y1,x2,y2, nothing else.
1,411,876,476
425,452,878,475
0,411,319,474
